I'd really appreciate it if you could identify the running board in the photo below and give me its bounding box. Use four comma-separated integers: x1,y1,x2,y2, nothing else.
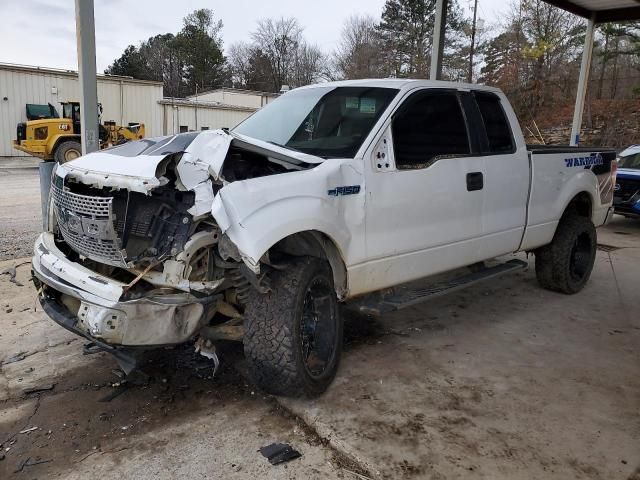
348,259,528,315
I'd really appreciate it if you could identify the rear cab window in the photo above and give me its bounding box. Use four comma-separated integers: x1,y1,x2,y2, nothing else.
473,92,515,154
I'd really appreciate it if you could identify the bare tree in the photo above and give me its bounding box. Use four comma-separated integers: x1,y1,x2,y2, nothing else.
292,43,328,86
252,17,303,91
333,15,384,79
228,41,254,87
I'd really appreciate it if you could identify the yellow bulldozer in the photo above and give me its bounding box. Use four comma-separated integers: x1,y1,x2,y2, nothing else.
14,101,145,163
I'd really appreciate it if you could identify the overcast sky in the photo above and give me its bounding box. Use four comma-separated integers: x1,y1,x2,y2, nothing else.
1,0,510,73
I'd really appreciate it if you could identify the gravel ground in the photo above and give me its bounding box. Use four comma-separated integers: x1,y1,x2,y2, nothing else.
0,166,42,261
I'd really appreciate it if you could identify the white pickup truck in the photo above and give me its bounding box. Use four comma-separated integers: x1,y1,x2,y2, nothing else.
32,79,617,397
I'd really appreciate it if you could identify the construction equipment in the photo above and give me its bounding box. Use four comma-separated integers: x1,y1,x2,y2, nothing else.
14,101,145,163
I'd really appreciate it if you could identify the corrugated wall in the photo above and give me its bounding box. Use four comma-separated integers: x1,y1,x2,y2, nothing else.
0,66,163,156
195,90,277,108
161,103,254,135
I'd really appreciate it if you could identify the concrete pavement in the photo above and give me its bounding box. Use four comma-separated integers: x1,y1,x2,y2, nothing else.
0,168,638,479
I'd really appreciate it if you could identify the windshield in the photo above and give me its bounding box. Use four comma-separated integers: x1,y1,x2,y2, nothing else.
232,86,398,158
26,103,59,120
619,152,640,170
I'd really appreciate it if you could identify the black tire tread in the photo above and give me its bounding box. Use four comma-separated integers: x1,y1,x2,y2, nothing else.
243,257,340,397
54,140,82,164
535,215,596,294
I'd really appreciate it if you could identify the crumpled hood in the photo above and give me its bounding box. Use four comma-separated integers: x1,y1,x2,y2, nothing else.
56,129,325,217
60,130,233,194
60,129,324,193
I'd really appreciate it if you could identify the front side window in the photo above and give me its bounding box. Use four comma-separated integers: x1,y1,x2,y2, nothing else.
618,152,640,169
26,103,58,120
232,86,398,159
392,91,470,169
63,103,73,120
474,92,514,154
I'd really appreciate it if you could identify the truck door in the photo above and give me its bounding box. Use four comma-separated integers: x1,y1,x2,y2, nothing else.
357,89,486,294
467,91,529,256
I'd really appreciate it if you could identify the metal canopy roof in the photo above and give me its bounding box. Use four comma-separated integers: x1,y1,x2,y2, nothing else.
544,0,640,22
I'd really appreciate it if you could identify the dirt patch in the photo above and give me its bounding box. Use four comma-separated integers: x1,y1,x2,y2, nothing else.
1,345,252,477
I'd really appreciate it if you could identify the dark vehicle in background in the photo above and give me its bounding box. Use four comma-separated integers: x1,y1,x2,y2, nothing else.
613,145,640,218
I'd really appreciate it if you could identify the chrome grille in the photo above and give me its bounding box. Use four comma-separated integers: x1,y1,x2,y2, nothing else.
52,183,128,267
57,224,124,264
51,184,112,217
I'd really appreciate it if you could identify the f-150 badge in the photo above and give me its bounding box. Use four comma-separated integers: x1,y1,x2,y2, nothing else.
328,185,361,196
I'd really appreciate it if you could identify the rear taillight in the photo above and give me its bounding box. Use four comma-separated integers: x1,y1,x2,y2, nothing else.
611,160,618,180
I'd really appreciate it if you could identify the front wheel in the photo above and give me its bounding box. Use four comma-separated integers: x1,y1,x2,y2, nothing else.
243,257,343,397
54,140,82,164
535,215,597,294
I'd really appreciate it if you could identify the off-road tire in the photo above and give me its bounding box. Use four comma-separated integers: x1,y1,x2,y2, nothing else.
535,215,597,294
54,140,82,164
243,257,343,397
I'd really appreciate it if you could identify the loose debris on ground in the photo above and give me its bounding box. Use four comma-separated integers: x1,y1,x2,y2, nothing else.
259,442,302,465
0,261,30,287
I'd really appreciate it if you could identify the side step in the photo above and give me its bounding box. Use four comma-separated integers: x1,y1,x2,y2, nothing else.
348,259,528,315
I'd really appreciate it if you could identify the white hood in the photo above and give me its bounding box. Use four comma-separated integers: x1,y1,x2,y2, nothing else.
56,129,323,217
61,130,232,195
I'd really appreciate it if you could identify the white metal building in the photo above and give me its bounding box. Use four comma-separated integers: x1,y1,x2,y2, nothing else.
0,63,265,157
0,63,163,156
186,87,278,109
158,98,257,135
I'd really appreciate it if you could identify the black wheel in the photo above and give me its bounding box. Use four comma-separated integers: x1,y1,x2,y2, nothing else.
243,257,343,397
54,140,82,164
535,215,597,294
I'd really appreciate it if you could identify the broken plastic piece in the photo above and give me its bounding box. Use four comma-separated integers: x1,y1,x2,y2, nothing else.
195,338,220,376
258,443,302,465
19,426,38,434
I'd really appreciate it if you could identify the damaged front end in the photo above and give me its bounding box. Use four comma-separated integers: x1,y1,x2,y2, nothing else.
32,130,319,365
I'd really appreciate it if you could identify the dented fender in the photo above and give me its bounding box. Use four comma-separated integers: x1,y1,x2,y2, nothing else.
211,160,366,275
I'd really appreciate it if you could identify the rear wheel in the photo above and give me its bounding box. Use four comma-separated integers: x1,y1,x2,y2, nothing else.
535,215,597,294
54,140,82,164
243,257,343,397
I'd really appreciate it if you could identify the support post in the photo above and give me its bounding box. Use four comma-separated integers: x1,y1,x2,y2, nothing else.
468,0,479,83
570,14,596,146
74,0,99,155
430,0,448,80
39,162,55,231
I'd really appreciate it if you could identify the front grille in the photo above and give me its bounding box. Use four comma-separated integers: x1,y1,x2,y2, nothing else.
51,183,127,267
58,223,124,264
51,184,113,217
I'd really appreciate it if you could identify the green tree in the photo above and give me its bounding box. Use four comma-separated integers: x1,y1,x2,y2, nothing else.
228,42,273,91
105,9,229,97
175,9,229,93
376,0,467,79
594,22,640,99
105,45,149,79
480,29,524,89
139,34,186,98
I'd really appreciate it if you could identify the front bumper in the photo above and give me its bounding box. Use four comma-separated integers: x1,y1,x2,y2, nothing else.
13,140,50,159
32,232,216,347
612,199,640,218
